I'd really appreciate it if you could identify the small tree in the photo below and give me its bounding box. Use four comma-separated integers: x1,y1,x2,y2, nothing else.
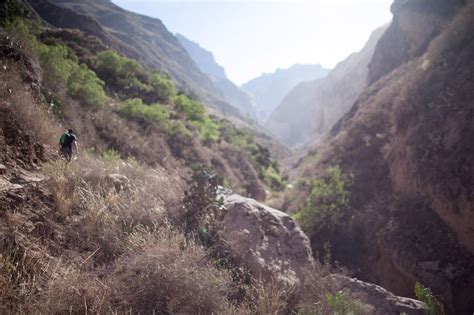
181,164,223,243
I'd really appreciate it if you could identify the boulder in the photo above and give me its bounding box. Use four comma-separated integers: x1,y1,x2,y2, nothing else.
105,174,129,192
219,191,314,289
326,274,426,315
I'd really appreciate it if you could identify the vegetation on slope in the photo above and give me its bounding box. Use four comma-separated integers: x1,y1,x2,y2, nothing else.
4,16,285,197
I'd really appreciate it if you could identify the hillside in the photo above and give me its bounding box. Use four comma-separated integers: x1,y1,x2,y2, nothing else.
241,64,330,123
0,2,430,313
285,1,474,314
266,26,386,147
176,33,256,119
26,0,249,120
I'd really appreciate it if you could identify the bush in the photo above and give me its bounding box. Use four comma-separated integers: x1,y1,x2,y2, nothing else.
150,71,176,102
174,94,206,121
173,94,220,142
264,165,286,191
37,43,107,107
95,50,147,90
67,64,107,107
326,292,368,315
119,98,170,128
38,44,72,87
414,282,445,315
293,166,351,230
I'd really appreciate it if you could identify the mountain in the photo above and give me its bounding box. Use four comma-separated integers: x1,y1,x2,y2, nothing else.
266,26,386,147
285,0,474,313
241,64,330,123
175,33,227,79
176,33,256,119
26,0,247,120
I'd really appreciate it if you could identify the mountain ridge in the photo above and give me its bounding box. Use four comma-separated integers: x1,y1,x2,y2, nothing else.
241,63,330,123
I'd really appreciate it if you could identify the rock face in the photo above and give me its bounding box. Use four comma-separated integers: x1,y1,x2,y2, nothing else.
241,64,330,123
220,192,314,289
368,0,465,84
219,191,427,314
327,274,426,315
266,26,386,147
288,1,474,313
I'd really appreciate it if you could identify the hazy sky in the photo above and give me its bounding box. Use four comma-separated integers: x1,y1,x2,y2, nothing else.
112,0,393,85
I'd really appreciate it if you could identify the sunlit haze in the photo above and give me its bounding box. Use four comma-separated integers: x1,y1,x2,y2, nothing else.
112,0,393,85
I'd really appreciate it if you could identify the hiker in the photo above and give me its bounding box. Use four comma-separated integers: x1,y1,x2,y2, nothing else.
59,129,79,162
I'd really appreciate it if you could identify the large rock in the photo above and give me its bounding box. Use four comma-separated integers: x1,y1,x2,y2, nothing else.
327,274,426,315
219,191,314,289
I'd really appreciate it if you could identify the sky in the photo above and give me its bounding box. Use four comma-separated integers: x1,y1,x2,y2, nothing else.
112,0,393,85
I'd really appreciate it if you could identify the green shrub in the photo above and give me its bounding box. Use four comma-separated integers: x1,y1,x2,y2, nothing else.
37,43,107,107
67,64,107,108
173,95,220,142
191,116,220,142
95,50,147,90
293,166,350,230
119,98,170,128
101,149,121,163
150,71,176,102
414,282,445,315
170,120,192,138
4,19,39,49
174,94,206,121
264,166,285,191
326,292,366,315
38,44,73,86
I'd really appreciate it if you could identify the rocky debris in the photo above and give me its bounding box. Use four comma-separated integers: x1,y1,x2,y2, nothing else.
105,174,129,192
219,191,314,289
0,164,6,174
326,274,426,315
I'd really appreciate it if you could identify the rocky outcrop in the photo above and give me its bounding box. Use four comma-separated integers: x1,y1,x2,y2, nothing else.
368,0,465,84
219,191,427,314
326,274,426,315
219,191,314,289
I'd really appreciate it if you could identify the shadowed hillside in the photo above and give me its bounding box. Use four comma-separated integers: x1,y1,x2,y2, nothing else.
285,1,474,313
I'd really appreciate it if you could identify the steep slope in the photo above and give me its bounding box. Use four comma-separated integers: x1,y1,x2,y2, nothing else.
266,26,386,147
26,0,248,120
176,33,256,118
287,1,474,314
241,64,330,123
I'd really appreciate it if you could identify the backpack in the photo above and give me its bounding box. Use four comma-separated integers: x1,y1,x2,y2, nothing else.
60,133,68,146
60,133,76,147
